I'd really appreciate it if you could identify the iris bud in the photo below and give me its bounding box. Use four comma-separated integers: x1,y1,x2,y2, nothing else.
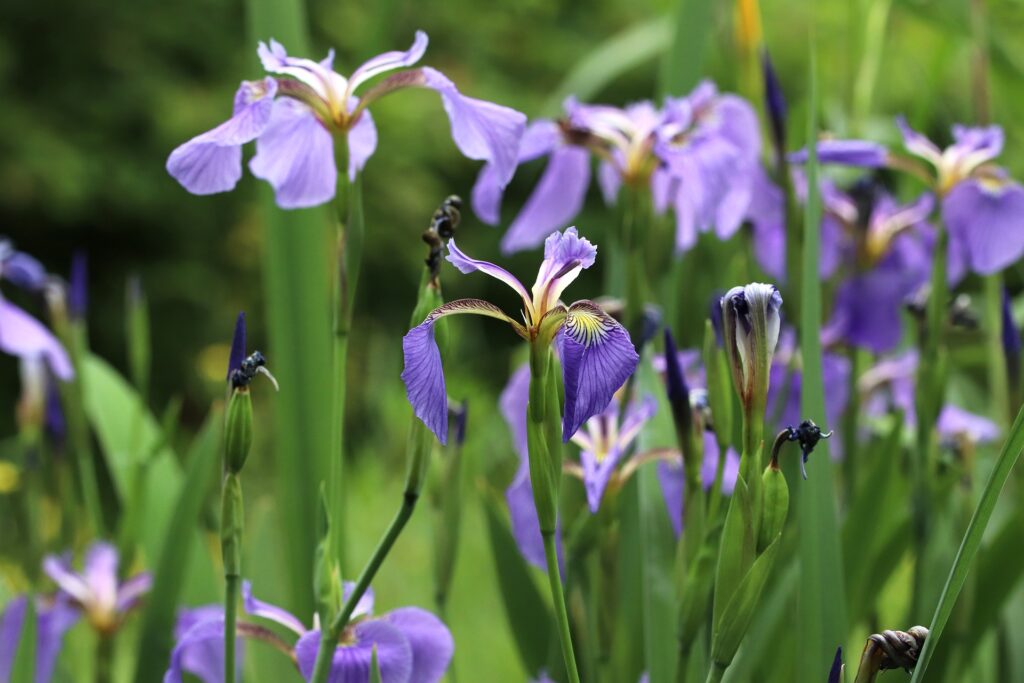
224,389,254,475
757,460,789,554
721,283,783,413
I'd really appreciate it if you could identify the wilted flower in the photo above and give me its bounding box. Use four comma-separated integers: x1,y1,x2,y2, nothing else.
167,32,526,210
166,581,453,683
720,283,783,411
477,83,759,255
402,227,639,444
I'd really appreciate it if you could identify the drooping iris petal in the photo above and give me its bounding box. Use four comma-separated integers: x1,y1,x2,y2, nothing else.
937,404,1000,445
505,461,548,569
347,107,378,181
557,302,639,440
167,78,278,195
531,227,598,313
499,363,531,460
420,67,527,191
473,120,561,226
241,580,307,635
943,177,1024,275
295,620,413,683
0,596,26,681
788,139,888,167
0,298,74,381
35,595,81,683
347,31,429,94
249,99,337,209
446,239,533,308
501,146,591,255
403,299,517,444
164,612,238,683
385,608,454,683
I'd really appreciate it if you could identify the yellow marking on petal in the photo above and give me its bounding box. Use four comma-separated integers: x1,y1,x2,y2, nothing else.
566,306,614,346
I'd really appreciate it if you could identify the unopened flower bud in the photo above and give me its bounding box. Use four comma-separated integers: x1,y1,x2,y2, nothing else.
757,460,789,553
224,389,254,475
721,283,783,411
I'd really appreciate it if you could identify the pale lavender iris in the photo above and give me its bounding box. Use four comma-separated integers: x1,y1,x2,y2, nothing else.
402,227,639,445
476,82,759,255
168,31,526,210
793,117,1024,278
166,581,453,683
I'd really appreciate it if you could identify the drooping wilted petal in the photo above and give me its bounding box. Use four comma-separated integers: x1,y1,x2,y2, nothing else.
295,620,414,683
446,239,533,308
501,147,592,255
557,302,639,440
167,78,278,195
420,67,526,190
472,120,561,226
347,31,429,94
241,580,307,635
403,299,517,444
788,139,888,167
385,608,454,683
249,99,337,209
943,177,1024,275
530,227,598,313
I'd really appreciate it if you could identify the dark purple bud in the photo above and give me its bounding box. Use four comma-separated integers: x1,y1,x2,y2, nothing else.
0,243,47,291
638,305,663,353
828,646,843,683
663,328,693,444
709,291,725,347
45,377,66,443
68,251,88,320
451,399,469,447
1002,288,1020,382
227,312,247,381
761,48,787,161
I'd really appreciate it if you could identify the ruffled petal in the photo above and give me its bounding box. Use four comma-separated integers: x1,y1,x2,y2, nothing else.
384,608,454,683
241,580,307,635
501,147,591,255
167,78,277,195
249,99,337,209
348,31,429,94
420,67,527,188
557,302,639,440
403,299,516,444
943,177,1024,275
0,298,74,381
295,620,413,683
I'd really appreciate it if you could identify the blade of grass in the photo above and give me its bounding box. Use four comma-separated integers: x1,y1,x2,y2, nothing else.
796,43,847,682
133,407,223,683
910,404,1024,682
659,0,715,96
245,0,333,618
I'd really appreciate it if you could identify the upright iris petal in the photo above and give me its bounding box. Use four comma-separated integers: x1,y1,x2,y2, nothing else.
531,227,597,314
558,302,640,440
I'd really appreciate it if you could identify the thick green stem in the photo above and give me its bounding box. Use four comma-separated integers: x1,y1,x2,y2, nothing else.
704,661,727,683
544,531,582,683
224,574,239,683
309,493,419,683
221,472,243,683
96,633,113,683
984,274,1010,425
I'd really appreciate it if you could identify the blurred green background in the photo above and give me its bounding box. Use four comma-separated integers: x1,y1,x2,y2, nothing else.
4,0,1024,679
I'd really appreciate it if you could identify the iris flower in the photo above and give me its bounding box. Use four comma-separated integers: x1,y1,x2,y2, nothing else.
167,31,526,210
476,83,759,255
793,117,1024,278
0,542,151,682
402,227,639,445
166,581,453,683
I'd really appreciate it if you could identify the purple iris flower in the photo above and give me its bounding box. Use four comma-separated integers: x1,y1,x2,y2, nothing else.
0,594,80,683
0,240,48,292
794,117,1024,278
0,296,74,382
42,542,153,635
402,227,639,445
860,351,998,446
821,191,936,354
477,82,759,255
167,32,526,210
166,581,453,683
0,542,150,682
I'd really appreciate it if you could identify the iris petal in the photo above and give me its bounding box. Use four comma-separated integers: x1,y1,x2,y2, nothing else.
295,620,413,683
385,608,454,683
347,31,429,94
943,178,1024,276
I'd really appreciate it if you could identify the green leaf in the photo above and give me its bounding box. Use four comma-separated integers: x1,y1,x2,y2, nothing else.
911,403,1024,682
133,408,222,683
711,536,781,667
481,487,554,676
246,0,333,617
541,19,671,117
370,646,382,683
712,477,754,633
964,512,1024,653
796,42,847,683
659,0,715,96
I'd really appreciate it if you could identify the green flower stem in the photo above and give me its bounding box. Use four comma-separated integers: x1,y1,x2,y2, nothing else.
984,273,1010,425
224,574,239,683
544,531,582,683
221,472,243,683
96,633,113,683
309,492,419,683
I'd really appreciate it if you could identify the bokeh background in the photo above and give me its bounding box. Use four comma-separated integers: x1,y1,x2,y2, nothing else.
3,0,1024,679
